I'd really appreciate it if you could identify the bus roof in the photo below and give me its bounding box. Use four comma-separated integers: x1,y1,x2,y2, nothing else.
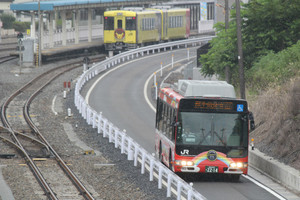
161,80,236,99
177,80,236,98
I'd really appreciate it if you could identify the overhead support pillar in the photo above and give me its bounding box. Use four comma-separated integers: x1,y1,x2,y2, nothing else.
40,11,44,50
75,9,80,44
30,11,36,38
61,10,67,46
49,12,54,48
88,8,92,42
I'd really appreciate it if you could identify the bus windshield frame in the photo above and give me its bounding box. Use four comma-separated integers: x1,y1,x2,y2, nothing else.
175,98,249,158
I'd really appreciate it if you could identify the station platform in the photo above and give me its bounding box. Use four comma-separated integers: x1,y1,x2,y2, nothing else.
11,39,105,63
41,40,104,57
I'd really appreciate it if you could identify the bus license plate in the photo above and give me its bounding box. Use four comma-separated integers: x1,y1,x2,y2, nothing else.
205,166,218,173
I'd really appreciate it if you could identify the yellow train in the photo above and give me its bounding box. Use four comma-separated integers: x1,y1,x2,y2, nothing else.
104,7,190,51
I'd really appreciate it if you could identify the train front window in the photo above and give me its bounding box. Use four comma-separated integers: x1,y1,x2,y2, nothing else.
126,17,136,30
176,112,248,148
104,17,114,30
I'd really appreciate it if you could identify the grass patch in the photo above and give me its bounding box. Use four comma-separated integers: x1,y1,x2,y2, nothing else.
246,40,300,94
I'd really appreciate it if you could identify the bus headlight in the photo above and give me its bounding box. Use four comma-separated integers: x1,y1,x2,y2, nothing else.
230,162,244,168
176,160,194,166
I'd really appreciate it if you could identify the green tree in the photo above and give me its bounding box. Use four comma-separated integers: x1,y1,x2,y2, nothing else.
242,0,300,67
199,0,300,87
200,22,239,84
0,13,16,29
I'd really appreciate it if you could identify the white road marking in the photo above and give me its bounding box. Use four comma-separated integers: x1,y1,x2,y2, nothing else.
143,56,196,112
85,49,191,104
51,95,58,115
242,175,287,200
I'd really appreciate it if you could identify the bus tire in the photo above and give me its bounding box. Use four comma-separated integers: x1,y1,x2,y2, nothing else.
169,151,173,171
159,143,163,163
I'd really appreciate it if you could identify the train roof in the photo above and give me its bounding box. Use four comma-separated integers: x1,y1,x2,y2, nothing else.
104,8,160,15
104,6,189,15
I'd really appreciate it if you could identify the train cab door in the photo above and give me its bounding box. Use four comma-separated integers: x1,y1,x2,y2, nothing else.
117,19,122,29
114,17,125,42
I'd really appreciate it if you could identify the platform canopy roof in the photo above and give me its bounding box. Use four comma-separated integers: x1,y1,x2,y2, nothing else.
10,0,157,11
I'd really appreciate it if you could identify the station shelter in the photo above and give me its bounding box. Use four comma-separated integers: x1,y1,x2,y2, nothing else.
9,0,159,53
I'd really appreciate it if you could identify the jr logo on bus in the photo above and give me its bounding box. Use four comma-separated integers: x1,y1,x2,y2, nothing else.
114,28,125,39
181,149,189,155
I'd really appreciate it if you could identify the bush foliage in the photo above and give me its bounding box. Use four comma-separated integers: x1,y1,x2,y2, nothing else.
13,21,31,32
247,41,300,92
199,0,300,93
0,13,15,29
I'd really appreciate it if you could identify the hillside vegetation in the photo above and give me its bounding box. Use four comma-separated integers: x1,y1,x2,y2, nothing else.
250,78,300,170
198,0,300,169
247,41,300,170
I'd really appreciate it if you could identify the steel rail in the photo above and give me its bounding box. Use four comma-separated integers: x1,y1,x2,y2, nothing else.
0,55,17,64
23,64,95,200
0,57,103,200
0,47,16,52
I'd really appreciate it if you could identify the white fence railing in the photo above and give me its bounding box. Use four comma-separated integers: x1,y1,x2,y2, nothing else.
74,37,214,200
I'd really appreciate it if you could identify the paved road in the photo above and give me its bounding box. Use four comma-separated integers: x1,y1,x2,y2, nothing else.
87,48,283,200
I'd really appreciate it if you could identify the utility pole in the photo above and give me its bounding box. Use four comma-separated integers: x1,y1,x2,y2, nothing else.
224,0,231,84
235,0,245,99
38,0,42,67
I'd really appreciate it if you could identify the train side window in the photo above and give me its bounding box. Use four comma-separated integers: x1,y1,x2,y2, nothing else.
118,20,122,29
126,17,136,30
104,17,114,30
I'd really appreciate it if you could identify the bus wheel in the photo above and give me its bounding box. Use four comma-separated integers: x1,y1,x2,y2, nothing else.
159,143,163,163
169,151,173,171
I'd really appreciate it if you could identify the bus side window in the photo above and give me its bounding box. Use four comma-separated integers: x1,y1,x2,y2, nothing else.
166,106,171,138
171,109,176,141
157,99,164,131
162,103,167,134
155,98,162,129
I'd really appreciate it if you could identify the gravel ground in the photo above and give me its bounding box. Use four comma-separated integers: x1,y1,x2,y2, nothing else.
0,55,174,199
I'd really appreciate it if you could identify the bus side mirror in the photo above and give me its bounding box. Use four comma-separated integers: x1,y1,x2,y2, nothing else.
173,122,180,127
250,120,255,131
249,112,255,131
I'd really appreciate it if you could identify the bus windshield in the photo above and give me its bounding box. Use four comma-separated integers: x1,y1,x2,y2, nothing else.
176,112,248,156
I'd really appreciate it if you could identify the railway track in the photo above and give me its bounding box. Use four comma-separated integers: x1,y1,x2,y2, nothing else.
0,57,104,200
0,55,18,64
0,39,18,64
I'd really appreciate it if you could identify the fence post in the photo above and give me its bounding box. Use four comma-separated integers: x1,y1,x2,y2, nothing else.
97,112,102,134
158,166,163,189
167,173,172,197
149,159,154,181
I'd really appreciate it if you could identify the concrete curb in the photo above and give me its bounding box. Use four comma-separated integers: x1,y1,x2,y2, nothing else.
249,149,300,195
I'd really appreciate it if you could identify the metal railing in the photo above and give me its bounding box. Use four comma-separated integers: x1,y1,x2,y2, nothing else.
74,37,214,200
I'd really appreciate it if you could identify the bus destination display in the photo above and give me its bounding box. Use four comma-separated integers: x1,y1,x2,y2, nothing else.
179,99,247,113
194,101,233,110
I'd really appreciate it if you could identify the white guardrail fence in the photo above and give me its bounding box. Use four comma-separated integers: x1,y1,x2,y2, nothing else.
74,36,214,200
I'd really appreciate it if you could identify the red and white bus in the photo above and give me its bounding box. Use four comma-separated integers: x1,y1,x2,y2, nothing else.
155,80,254,180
